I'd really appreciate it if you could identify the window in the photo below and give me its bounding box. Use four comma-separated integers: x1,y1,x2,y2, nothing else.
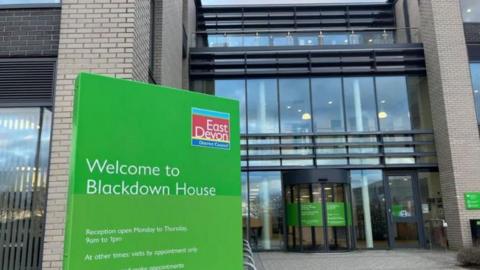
344,77,378,132
351,170,388,249
244,34,270,47
469,63,480,124
461,0,480,22
407,76,433,129
376,77,411,131
0,107,52,269
215,80,247,133
322,32,349,45
279,78,312,133
248,171,283,250
242,172,248,238
295,33,318,46
247,79,279,133
0,0,60,4
311,78,345,132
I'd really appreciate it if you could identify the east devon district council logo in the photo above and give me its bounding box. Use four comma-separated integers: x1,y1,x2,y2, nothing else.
191,107,230,150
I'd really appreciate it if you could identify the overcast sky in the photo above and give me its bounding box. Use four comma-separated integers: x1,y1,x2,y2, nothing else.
202,0,387,5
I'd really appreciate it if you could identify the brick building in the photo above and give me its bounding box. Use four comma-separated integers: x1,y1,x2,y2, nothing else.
0,0,479,269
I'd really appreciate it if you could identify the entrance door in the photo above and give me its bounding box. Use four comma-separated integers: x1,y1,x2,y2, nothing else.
385,173,425,248
285,183,351,252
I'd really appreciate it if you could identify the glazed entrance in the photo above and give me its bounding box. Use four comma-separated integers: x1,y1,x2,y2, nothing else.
285,183,351,251
282,169,352,252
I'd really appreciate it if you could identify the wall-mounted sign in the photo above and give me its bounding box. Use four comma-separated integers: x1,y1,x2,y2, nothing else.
63,73,242,270
465,192,480,210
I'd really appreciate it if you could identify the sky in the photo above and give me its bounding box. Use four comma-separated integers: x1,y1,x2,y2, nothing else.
202,0,388,6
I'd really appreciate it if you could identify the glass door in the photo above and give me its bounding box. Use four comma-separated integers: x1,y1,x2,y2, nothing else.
285,183,351,252
385,173,425,248
325,184,350,250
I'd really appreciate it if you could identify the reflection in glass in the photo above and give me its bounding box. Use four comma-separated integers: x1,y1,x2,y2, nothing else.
279,79,312,133
351,170,388,249
272,33,294,46
312,78,345,132
389,175,416,218
325,184,349,250
247,79,279,133
469,63,480,124
215,80,247,133
244,34,270,47
461,0,480,22
376,77,412,131
418,172,447,249
242,172,248,238
249,171,284,250
407,76,433,129
0,108,52,270
295,33,319,46
344,77,378,132
323,32,349,45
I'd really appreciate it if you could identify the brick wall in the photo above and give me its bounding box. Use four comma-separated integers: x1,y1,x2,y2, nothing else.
0,7,60,57
42,0,151,269
419,0,480,249
152,0,184,88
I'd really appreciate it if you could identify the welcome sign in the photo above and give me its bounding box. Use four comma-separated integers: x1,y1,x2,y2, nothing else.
63,73,242,270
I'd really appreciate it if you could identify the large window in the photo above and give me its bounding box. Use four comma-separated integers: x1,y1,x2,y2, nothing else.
247,79,279,133
351,170,388,249
469,63,480,124
279,79,312,133
0,107,52,270
248,171,283,250
312,78,345,132
344,77,378,132
213,76,433,135
215,80,247,133
376,77,412,131
461,0,480,22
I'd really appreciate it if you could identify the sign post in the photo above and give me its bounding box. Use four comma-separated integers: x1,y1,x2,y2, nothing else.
63,73,242,270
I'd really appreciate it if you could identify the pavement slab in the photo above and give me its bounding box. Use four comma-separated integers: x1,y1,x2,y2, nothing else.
254,250,466,270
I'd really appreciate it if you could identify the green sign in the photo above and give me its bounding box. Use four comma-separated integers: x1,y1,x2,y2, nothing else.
287,203,323,226
326,202,346,227
63,73,242,270
287,202,346,227
465,192,480,210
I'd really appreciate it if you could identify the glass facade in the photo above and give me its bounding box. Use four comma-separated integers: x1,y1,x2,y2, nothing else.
205,31,395,48
213,76,431,135
461,0,480,22
469,63,480,124
215,80,247,133
351,170,388,249
311,78,345,132
279,79,311,133
344,77,378,132
247,79,279,133
247,171,283,250
0,107,52,268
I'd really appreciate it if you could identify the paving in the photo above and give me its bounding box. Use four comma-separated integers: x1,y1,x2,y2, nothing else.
254,250,467,270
